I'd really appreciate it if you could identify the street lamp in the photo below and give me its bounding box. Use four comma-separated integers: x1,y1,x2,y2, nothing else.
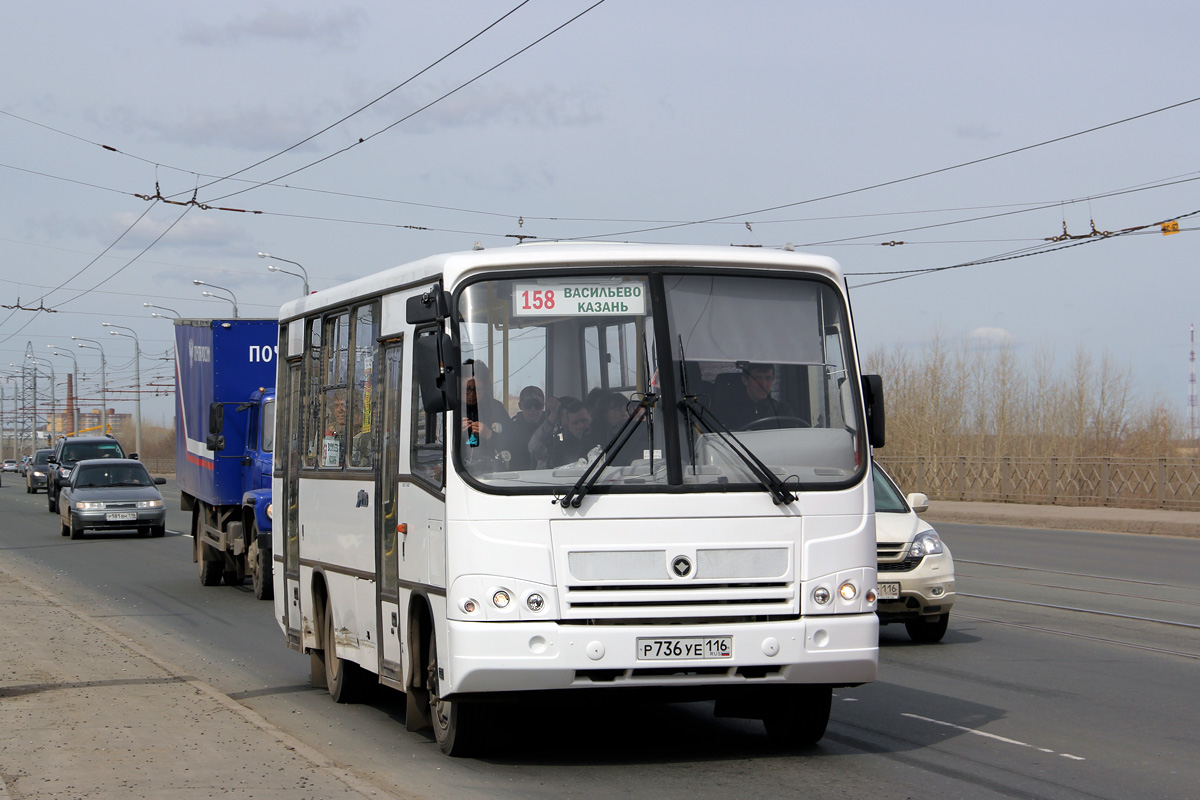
2,374,19,459
103,323,142,456
26,354,56,445
143,302,180,318
49,347,80,434
71,337,108,433
193,279,239,318
259,251,310,297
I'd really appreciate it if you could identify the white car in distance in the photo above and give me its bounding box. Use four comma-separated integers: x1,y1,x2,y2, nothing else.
873,462,955,643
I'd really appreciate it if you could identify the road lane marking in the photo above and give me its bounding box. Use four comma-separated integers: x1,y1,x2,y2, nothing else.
903,713,1086,761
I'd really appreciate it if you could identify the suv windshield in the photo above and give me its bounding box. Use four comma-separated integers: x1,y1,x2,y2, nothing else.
33,450,52,465
455,270,865,494
60,441,125,463
872,465,910,513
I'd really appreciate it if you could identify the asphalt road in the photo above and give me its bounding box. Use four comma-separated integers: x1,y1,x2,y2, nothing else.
1,479,1197,799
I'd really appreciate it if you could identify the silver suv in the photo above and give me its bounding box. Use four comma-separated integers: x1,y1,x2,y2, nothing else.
873,462,955,643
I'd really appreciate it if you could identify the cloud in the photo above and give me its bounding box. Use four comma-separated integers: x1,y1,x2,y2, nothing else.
407,83,604,133
955,124,1001,140
106,210,254,256
968,326,1017,348
181,6,366,48
93,103,335,153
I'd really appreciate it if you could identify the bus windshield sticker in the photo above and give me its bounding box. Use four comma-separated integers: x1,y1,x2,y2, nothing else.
512,282,647,317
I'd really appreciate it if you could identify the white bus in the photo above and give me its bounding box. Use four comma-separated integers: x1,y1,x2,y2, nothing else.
272,242,885,756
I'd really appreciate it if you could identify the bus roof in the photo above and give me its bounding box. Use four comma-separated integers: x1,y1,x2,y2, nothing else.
278,242,845,322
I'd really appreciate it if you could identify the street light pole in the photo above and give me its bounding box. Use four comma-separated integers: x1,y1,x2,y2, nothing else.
26,355,57,445
103,323,142,456
192,279,239,318
142,302,180,318
72,337,108,433
49,347,80,435
259,251,310,297
2,375,18,458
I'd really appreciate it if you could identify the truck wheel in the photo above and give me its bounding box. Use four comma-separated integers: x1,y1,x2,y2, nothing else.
249,525,273,601
428,629,482,756
195,536,223,587
905,612,950,644
763,685,832,749
323,601,369,704
192,505,223,586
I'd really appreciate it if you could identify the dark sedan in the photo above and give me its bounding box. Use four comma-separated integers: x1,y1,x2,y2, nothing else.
58,459,167,539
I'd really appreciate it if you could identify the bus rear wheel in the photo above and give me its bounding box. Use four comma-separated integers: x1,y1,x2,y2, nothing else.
763,685,832,749
323,601,368,703
427,632,481,757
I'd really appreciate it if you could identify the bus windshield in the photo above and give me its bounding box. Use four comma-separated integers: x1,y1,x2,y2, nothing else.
455,270,865,493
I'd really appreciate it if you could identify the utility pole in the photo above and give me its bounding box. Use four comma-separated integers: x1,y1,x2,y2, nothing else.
1190,324,1197,444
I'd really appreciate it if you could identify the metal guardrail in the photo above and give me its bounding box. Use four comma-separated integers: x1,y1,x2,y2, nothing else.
877,456,1200,512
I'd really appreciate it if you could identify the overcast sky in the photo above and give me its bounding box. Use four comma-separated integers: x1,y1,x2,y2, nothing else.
2,1,1198,425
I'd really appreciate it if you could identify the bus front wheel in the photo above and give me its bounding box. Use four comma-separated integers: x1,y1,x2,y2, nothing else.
427,632,481,757
763,685,832,748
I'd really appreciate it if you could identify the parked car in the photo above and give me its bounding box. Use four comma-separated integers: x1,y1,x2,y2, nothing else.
58,459,167,539
873,462,956,643
25,449,54,494
47,435,128,513
1,459,18,473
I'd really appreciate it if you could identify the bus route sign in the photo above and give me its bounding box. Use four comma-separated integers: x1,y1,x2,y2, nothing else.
512,282,647,317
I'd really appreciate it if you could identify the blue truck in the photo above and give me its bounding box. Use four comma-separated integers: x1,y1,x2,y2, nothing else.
174,318,277,600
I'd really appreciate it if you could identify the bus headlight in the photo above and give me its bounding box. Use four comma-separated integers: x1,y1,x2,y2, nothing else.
492,589,511,609
526,593,545,612
813,587,831,605
461,598,479,614
838,581,858,601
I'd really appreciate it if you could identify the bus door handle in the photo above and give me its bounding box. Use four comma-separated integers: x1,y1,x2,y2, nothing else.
398,523,407,559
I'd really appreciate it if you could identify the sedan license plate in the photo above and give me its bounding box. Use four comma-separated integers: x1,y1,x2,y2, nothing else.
877,582,901,601
637,636,732,661
105,512,137,522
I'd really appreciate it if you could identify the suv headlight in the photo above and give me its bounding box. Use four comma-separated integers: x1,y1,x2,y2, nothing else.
909,531,945,558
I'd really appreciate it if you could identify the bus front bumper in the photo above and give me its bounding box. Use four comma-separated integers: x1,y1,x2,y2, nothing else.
445,613,878,696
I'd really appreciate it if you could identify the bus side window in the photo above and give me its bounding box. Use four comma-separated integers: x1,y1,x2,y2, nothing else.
412,329,445,489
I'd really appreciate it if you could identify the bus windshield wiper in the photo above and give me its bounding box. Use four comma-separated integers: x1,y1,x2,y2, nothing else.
559,392,657,509
680,397,796,505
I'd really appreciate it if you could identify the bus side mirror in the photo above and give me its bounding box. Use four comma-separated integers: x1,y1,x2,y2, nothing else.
406,288,451,324
861,374,885,448
415,332,460,414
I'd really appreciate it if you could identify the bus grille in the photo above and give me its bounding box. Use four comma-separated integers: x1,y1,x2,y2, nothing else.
561,547,795,619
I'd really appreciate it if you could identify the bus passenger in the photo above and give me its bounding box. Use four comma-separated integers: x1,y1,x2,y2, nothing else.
528,397,592,468
718,363,796,430
461,359,510,469
507,386,546,471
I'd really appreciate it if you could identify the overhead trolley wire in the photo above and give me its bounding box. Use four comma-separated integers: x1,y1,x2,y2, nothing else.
564,95,1200,241
201,0,610,205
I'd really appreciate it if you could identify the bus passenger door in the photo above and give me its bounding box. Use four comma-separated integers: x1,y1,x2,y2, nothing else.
376,341,404,683
282,360,304,646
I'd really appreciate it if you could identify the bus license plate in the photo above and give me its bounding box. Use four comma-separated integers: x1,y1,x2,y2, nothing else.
106,512,137,522
877,582,900,600
636,637,732,661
